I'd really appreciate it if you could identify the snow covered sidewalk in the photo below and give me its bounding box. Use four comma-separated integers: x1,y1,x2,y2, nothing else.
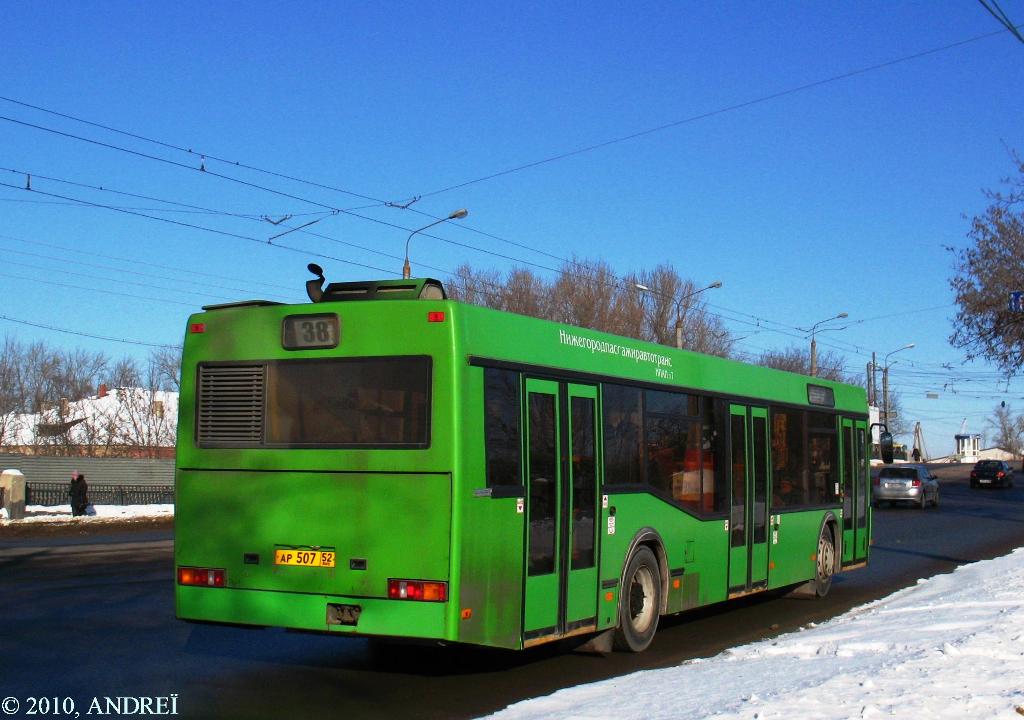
488,549,1024,719
0,503,174,525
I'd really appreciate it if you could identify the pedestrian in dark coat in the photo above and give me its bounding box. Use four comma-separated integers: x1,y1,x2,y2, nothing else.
69,471,89,517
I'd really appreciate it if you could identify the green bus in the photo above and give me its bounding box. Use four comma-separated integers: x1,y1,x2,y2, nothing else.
174,269,889,652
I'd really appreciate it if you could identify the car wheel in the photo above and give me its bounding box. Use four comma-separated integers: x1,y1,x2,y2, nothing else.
918,492,927,510
933,491,940,508
812,525,836,597
613,546,661,652
970,481,977,489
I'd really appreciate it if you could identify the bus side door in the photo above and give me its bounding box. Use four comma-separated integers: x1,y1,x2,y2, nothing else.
728,404,770,594
522,379,600,644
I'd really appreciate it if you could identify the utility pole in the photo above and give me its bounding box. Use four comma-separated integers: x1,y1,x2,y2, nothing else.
881,344,914,428
804,312,847,378
871,352,878,406
866,360,874,406
883,364,890,428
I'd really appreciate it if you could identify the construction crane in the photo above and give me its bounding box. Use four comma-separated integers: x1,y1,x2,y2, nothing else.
912,421,930,462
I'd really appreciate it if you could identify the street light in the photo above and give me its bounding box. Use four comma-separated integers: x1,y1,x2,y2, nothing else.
802,312,848,378
882,343,915,429
634,280,723,349
402,208,469,279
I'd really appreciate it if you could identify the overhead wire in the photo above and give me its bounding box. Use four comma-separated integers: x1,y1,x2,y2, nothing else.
1,25,1016,367
0,270,196,307
410,27,1017,199
0,244,292,301
0,313,177,349
0,232,295,293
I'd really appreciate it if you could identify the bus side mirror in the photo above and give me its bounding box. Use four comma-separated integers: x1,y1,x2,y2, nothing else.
880,431,894,465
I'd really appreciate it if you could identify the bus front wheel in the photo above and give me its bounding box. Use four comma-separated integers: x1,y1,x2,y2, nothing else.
613,546,662,652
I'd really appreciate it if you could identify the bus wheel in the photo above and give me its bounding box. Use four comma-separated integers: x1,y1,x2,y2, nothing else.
613,546,662,652
813,525,836,597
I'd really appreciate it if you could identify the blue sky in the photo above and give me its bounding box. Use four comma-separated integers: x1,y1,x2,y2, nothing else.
2,1,1023,455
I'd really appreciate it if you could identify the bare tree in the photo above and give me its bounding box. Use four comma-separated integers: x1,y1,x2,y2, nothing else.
757,346,849,382
503,268,551,319
446,263,504,309
949,151,1024,375
987,403,1024,457
110,356,143,388
0,335,26,447
447,259,733,356
148,346,182,391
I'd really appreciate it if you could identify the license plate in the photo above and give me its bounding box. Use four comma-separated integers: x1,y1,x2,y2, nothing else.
274,549,336,567
980,479,991,484
884,482,899,489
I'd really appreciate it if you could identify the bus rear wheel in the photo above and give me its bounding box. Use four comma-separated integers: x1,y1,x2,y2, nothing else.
813,525,836,597
613,546,662,652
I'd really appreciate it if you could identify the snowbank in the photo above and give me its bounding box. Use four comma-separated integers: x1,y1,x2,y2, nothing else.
488,549,1024,719
0,503,173,525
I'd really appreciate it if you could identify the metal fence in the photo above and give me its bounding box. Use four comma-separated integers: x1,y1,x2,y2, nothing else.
26,482,174,506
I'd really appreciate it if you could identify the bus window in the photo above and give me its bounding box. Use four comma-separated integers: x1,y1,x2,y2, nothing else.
570,397,596,569
484,368,522,489
807,412,837,505
730,413,746,548
246,356,430,447
771,408,805,508
528,393,557,576
603,384,643,485
701,399,728,514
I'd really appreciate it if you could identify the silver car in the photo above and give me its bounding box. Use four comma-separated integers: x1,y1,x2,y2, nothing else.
872,464,939,509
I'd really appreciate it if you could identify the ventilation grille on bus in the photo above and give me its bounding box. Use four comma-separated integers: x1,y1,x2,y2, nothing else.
197,364,265,445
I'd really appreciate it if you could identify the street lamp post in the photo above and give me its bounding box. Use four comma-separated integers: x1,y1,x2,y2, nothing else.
674,280,722,350
882,343,915,428
634,280,722,349
402,208,469,279
804,312,848,377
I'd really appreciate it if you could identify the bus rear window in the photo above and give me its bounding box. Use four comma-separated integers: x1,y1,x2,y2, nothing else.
196,357,430,448
266,357,430,447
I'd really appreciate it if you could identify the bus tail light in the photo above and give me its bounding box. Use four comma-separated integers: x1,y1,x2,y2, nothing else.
388,579,448,602
427,311,446,323
178,566,226,587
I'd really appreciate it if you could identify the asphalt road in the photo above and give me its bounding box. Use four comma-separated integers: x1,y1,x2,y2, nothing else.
2,464,1023,720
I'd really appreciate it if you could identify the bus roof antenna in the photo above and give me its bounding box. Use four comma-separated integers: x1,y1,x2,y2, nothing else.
306,263,325,302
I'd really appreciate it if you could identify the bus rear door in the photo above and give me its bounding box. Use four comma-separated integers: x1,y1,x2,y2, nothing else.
522,379,600,645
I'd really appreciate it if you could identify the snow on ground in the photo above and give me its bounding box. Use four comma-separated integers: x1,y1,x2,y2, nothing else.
0,503,173,525
488,549,1024,720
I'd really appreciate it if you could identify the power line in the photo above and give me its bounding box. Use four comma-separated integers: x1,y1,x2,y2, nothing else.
412,27,1016,199
0,232,296,293
0,180,400,277
0,94,577,267
0,270,196,307
0,22,1014,317
0,172,890,365
977,0,1024,43
0,93,384,205
0,313,177,348
0,249,248,303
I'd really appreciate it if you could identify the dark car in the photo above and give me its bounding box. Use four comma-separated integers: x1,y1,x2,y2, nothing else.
872,464,939,509
970,460,1015,489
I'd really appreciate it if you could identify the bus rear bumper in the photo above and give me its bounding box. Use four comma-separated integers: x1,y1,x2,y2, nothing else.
176,585,449,640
